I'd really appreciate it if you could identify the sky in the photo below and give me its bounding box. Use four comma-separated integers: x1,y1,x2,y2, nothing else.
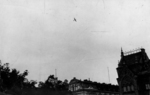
0,0,150,84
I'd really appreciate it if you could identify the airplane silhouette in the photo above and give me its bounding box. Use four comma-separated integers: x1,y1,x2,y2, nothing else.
74,18,77,22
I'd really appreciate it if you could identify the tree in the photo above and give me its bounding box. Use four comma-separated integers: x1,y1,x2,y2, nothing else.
0,63,29,90
38,81,44,88
44,75,59,90
9,69,20,88
62,79,69,90
56,80,63,90
15,70,28,88
29,80,37,88
1,63,11,89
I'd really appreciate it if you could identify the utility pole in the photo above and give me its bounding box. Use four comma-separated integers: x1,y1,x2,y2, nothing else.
55,69,57,78
107,67,110,83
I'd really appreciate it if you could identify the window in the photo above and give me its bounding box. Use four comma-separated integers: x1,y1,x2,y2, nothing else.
123,87,127,92
128,86,130,91
146,84,150,90
131,85,134,91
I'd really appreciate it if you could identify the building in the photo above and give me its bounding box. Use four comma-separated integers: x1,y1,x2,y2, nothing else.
69,77,119,95
116,48,150,95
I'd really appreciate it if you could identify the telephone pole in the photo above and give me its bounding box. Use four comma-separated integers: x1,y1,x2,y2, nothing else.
107,67,110,83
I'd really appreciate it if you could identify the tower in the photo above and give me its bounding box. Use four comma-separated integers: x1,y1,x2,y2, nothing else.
116,48,150,95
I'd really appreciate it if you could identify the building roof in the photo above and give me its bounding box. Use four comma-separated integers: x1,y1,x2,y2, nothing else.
69,78,119,92
117,48,150,76
118,48,149,67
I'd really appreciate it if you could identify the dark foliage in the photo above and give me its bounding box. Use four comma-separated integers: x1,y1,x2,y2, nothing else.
0,63,32,90
38,74,69,91
0,62,70,95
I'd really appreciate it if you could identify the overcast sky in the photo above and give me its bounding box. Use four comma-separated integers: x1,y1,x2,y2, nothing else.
0,0,150,84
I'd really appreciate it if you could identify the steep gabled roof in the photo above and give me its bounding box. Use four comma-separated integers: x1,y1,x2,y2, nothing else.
118,48,149,67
